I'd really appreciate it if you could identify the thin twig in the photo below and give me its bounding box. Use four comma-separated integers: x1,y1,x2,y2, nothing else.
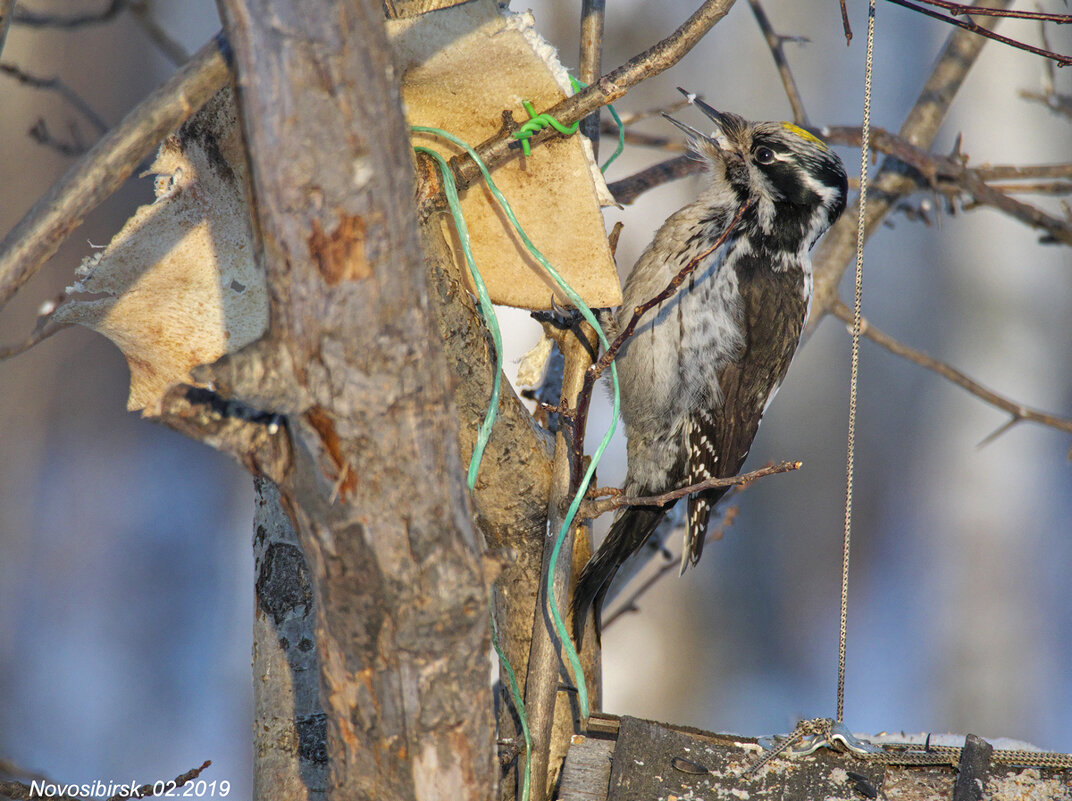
830,300,1072,439
906,0,1072,23
884,0,1071,65
823,125,1072,245
0,0,15,60
601,506,740,630
839,0,854,43
973,163,1072,181
0,33,230,311
607,154,702,205
611,96,695,126
0,760,212,801
578,0,605,156
598,124,688,151
436,0,739,204
12,0,126,27
130,0,190,65
112,760,212,801
523,320,597,801
580,460,802,518
810,1,1016,330
0,62,110,133
747,0,809,125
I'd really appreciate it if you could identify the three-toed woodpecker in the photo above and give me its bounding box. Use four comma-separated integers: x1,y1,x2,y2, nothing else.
573,94,848,643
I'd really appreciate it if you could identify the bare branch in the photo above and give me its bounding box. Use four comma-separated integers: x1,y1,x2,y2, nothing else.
580,461,802,518
611,96,695,126
435,0,739,205
0,760,213,801
973,164,1072,182
823,125,1072,245
810,1,1015,331
830,300,1072,439
747,0,809,125
0,62,109,133
607,154,702,205
523,320,598,801
578,0,605,154
12,0,126,28
598,122,688,151
601,506,740,630
129,0,190,65
884,0,1071,66
0,0,14,60
0,33,230,311
1019,88,1072,121
903,0,1072,23
839,0,853,44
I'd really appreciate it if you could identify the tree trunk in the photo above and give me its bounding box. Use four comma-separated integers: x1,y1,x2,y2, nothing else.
214,1,496,798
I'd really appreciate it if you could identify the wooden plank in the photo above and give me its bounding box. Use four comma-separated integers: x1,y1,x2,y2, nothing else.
559,736,614,801
605,716,886,801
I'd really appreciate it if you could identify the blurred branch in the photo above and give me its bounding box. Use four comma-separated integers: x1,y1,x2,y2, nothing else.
435,0,739,205
823,126,1072,245
601,506,740,630
830,300,1072,439
598,123,686,151
1018,16,1072,120
12,0,126,28
900,1,1072,23
130,0,190,65
0,33,230,311
580,461,802,518
747,0,809,125
0,62,110,133
608,126,1072,225
1019,88,1072,120
810,1,1015,331
0,0,13,60
883,0,1071,66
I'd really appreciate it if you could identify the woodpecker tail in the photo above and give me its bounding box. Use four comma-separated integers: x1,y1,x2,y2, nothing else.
572,505,667,645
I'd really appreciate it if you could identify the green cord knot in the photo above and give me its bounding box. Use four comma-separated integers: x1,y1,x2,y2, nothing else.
512,100,580,157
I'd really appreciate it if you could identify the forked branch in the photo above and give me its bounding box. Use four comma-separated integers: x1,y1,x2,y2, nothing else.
830,300,1072,440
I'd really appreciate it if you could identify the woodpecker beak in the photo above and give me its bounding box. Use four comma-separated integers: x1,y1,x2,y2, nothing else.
661,112,712,144
669,87,742,155
676,87,732,130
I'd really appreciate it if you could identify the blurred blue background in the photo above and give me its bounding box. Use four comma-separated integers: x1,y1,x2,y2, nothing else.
1,1,1069,794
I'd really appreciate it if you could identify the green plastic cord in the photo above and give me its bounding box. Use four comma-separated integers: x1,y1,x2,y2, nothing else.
601,101,625,172
568,76,625,173
512,99,580,157
413,144,503,493
411,125,619,722
490,600,532,801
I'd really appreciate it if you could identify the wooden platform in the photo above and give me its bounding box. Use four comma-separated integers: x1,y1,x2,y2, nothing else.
559,714,1072,800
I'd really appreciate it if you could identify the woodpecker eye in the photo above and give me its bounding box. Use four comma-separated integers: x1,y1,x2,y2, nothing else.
753,146,776,164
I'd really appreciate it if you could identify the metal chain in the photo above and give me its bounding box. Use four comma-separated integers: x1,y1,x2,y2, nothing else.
752,718,1072,772
837,0,876,724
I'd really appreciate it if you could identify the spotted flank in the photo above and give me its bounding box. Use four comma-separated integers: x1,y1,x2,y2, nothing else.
781,121,827,149
682,410,722,574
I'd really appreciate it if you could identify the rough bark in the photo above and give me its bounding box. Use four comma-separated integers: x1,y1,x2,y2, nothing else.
213,1,496,798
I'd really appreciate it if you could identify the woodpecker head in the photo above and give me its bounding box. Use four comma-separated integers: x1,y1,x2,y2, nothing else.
664,90,848,251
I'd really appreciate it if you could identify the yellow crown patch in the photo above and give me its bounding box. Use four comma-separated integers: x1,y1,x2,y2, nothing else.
781,122,827,148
